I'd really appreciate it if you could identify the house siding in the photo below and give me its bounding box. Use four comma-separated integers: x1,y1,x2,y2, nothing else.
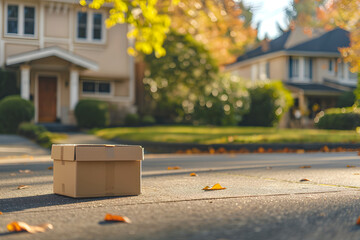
1,0,136,125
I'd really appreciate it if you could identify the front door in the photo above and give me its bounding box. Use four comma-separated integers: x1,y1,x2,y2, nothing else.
38,76,57,122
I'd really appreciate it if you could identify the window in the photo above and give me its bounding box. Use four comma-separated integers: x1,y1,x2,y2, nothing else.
304,57,312,79
7,5,18,34
82,81,111,95
291,57,299,78
77,12,87,39
328,59,333,72
77,11,103,42
265,62,270,79
6,4,35,36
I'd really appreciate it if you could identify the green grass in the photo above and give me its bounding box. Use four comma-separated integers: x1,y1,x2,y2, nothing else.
91,126,360,144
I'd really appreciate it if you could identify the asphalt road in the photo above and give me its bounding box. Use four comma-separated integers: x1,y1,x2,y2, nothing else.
1,152,360,240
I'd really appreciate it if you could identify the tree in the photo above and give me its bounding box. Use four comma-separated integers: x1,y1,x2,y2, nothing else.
143,30,218,123
168,0,257,65
81,0,178,58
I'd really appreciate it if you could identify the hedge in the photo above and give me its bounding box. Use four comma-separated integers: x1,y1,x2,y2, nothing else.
315,107,360,130
0,95,34,133
74,99,109,128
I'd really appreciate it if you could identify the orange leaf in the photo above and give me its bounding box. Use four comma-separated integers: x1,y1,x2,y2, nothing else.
47,166,53,170
300,178,310,182
203,183,226,191
296,149,305,154
167,166,181,170
209,148,215,154
0,211,3,215
190,172,198,177
17,185,29,190
300,166,311,169
7,221,53,233
347,165,356,168
104,214,131,223
356,216,360,225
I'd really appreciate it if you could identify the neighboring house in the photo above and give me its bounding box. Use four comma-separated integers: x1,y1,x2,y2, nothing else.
226,27,358,127
1,0,136,125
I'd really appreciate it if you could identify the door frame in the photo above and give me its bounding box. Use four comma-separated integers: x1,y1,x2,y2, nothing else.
34,72,61,123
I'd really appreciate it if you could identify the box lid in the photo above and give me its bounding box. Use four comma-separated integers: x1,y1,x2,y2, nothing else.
51,144,144,161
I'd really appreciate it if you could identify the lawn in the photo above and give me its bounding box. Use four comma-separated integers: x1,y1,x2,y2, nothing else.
91,126,360,144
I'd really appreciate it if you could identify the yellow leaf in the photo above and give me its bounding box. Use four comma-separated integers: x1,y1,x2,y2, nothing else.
203,183,226,191
7,221,53,233
347,165,356,168
79,0,87,6
167,166,181,170
104,214,131,223
299,166,311,169
47,166,53,170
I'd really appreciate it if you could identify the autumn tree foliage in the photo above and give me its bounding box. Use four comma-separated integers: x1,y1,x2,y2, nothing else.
286,0,360,72
168,0,257,65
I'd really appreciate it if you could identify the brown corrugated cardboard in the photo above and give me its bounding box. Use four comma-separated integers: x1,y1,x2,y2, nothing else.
51,144,144,198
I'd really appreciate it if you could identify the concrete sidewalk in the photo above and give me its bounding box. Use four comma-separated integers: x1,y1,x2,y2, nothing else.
1,152,360,239
0,135,49,158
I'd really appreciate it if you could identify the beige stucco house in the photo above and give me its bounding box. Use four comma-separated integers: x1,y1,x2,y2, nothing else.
226,27,357,127
1,0,136,125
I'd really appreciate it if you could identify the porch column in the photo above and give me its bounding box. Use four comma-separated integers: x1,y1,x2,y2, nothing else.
69,68,79,110
20,65,30,100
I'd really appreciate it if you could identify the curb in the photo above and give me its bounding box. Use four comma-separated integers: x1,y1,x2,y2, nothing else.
112,138,360,154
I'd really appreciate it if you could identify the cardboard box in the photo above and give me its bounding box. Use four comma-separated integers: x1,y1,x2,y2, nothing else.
51,144,144,198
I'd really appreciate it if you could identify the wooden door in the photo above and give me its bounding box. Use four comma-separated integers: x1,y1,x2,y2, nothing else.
38,76,57,122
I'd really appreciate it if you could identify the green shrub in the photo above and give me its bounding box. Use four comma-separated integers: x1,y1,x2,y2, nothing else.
0,69,19,100
336,91,355,108
141,115,156,126
18,123,53,148
192,75,250,126
124,113,140,126
75,99,109,129
315,106,360,130
18,123,47,139
240,81,293,127
0,95,34,133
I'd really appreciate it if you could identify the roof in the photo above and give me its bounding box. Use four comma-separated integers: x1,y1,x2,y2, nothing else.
288,28,350,53
285,82,344,96
234,31,291,63
231,28,350,65
6,46,99,71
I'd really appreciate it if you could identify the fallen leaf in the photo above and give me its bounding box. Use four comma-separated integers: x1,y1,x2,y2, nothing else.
321,146,330,152
167,166,181,170
300,178,310,182
300,166,312,169
104,214,131,223
47,166,53,170
17,185,29,190
217,147,226,153
353,173,360,175
209,148,215,154
19,169,32,174
356,216,360,225
0,211,3,215
7,221,53,233
190,172,198,177
257,147,265,153
203,183,226,191
347,165,356,168
296,149,305,154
